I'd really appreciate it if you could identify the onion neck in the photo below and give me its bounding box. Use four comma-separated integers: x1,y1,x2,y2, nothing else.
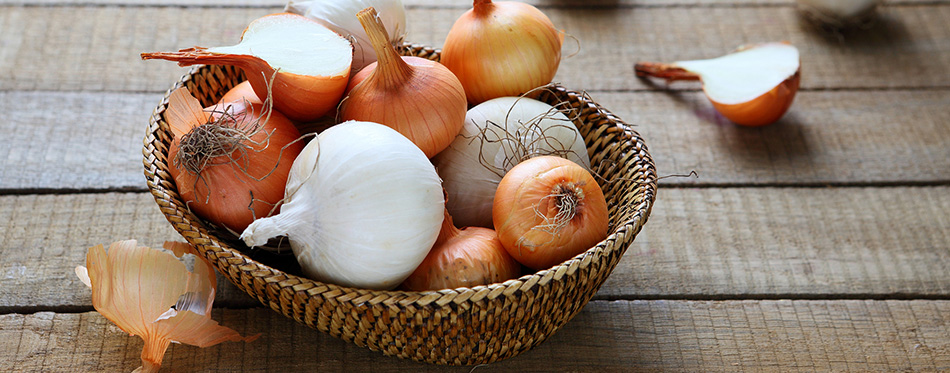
357,7,412,90
435,209,462,246
473,0,494,16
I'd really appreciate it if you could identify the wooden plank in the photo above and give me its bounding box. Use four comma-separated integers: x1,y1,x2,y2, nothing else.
0,192,260,311
3,187,948,310
603,186,950,299
3,89,947,192
2,4,950,92
2,300,950,371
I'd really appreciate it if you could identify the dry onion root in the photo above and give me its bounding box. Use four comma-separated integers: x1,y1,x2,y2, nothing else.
635,42,801,127
433,95,591,228
492,156,608,270
165,88,304,234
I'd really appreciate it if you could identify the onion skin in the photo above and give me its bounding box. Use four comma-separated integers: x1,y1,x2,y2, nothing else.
401,210,521,291
710,71,800,127
167,101,304,233
142,13,351,122
219,80,262,106
441,0,564,105
340,7,467,158
493,156,608,270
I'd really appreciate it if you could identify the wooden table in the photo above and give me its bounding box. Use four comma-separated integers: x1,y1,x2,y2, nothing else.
2,0,949,371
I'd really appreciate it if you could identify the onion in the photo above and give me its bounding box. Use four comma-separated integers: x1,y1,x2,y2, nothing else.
432,96,591,228
339,7,467,158
635,42,801,127
493,156,608,271
240,121,445,290
440,0,564,105
219,80,262,106
285,0,406,73
142,13,352,122
796,0,883,28
165,88,304,234
401,210,521,291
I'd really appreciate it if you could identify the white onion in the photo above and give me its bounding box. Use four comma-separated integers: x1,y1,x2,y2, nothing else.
285,0,407,72
240,121,444,290
432,97,591,228
796,0,882,26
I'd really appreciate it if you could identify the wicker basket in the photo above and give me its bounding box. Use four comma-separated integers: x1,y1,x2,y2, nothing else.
143,44,656,365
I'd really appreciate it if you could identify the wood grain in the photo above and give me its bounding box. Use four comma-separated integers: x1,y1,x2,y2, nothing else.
3,187,948,310
1,4,949,92
2,300,949,371
3,89,947,192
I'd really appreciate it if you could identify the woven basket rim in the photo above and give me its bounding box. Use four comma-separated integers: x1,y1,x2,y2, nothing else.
142,43,657,364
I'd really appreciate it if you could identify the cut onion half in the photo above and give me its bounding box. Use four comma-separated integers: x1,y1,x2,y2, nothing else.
635,42,801,127
142,13,353,122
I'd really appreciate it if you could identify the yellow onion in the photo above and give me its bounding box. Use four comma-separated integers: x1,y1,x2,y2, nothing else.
440,0,564,105
339,7,466,158
142,13,352,122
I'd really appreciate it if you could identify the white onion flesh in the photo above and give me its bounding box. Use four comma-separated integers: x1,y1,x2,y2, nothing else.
674,43,800,105
432,97,591,228
286,0,407,72
240,121,444,290
796,0,882,24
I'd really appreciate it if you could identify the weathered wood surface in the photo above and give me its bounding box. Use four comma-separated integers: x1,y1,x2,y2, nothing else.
1,3,949,93
3,90,948,192
3,186,948,311
3,300,949,372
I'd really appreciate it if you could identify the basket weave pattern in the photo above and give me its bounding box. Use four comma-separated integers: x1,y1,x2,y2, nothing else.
143,44,656,365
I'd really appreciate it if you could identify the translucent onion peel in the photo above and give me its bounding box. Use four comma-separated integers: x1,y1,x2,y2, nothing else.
75,240,257,373
440,0,564,105
635,42,801,127
141,13,352,122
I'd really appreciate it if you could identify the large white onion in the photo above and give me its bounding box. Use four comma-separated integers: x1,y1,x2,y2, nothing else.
240,121,444,290
432,97,591,228
286,0,407,72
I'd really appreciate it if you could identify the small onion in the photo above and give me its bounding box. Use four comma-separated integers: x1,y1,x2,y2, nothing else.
796,0,883,28
493,156,608,271
401,210,521,291
433,96,591,228
440,0,564,105
339,7,467,158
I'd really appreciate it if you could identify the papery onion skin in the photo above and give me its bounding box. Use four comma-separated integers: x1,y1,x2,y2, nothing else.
340,7,467,158
240,121,445,290
402,210,521,291
433,96,591,228
493,156,608,270
441,0,564,105
710,71,801,127
219,80,262,106
142,13,352,122
168,100,304,233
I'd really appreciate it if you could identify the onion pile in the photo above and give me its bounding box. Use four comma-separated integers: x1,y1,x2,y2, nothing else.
146,3,611,291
